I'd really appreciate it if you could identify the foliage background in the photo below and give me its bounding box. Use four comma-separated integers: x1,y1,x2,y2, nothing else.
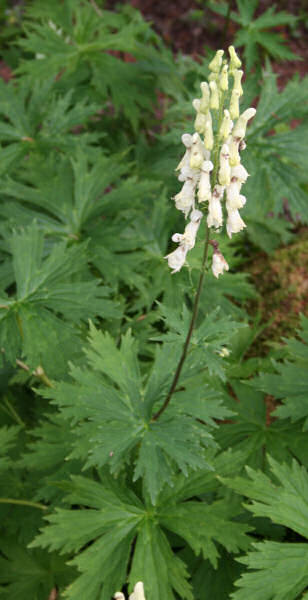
0,1,308,599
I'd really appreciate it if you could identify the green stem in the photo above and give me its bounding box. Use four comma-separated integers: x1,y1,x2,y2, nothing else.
0,498,47,510
152,225,211,421
2,396,25,427
15,313,23,340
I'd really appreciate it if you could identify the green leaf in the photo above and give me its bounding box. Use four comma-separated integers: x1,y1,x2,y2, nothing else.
158,499,251,568
232,541,308,600
0,223,120,374
129,520,193,600
0,425,20,471
223,456,308,538
0,540,75,600
30,475,144,600
251,315,308,427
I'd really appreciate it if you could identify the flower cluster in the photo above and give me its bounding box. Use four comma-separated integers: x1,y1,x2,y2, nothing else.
165,46,256,277
114,582,146,600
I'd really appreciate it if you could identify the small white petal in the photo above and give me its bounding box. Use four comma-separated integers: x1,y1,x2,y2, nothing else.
165,245,188,273
226,209,246,238
230,164,249,183
211,252,229,278
207,197,223,229
129,582,146,600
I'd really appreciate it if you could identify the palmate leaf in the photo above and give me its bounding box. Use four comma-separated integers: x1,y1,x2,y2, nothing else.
30,459,251,600
251,315,308,427
153,305,242,381
42,323,230,503
0,222,121,374
232,541,308,600
20,414,80,503
0,539,75,600
214,381,308,469
242,71,308,246
0,78,100,170
18,2,177,130
223,457,308,599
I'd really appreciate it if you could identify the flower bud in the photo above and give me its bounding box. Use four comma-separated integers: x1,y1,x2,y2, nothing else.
228,137,241,166
209,49,224,73
209,81,219,110
228,45,242,70
200,81,210,113
232,107,256,140
218,144,231,186
198,160,213,203
232,69,243,96
204,112,214,150
219,346,230,357
190,133,204,169
229,89,240,120
219,109,233,141
219,64,229,91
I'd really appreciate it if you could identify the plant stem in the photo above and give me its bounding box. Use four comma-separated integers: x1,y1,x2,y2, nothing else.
0,498,47,510
152,225,211,421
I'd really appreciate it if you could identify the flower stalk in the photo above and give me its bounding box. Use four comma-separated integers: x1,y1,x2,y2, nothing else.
156,47,256,420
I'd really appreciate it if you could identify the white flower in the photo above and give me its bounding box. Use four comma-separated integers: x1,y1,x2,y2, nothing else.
219,109,233,141
209,49,224,73
226,209,246,238
211,251,229,278
228,45,242,69
228,136,241,166
219,346,230,357
218,144,231,186
209,81,219,110
166,210,203,273
164,244,188,274
219,64,229,91
197,160,213,203
190,133,205,169
207,196,223,229
199,81,210,113
172,210,203,251
226,179,246,210
114,582,146,600
174,180,195,217
176,133,193,171
231,164,249,183
232,69,243,95
129,582,146,600
178,166,200,184
229,89,240,120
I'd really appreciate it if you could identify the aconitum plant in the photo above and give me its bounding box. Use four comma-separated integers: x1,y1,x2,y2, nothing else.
160,46,256,421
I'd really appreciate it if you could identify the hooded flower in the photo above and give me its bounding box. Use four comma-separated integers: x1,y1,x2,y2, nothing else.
211,251,229,278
